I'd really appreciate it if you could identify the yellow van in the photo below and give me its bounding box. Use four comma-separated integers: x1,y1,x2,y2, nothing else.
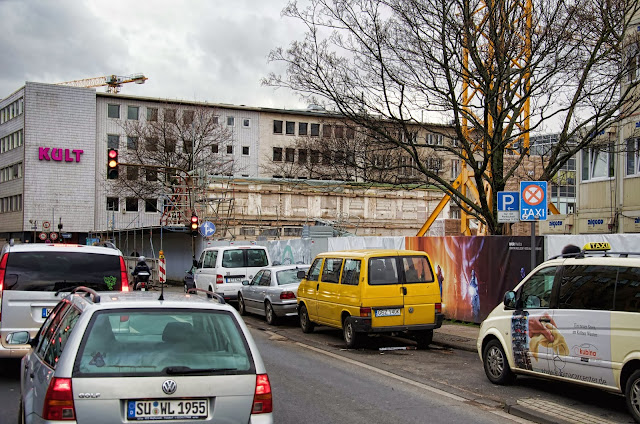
296,249,443,348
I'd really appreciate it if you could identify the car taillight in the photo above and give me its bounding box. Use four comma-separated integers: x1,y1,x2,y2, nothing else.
360,307,371,317
280,291,296,300
435,303,442,314
119,257,130,291
252,374,272,414
216,274,224,284
0,253,7,292
43,377,75,420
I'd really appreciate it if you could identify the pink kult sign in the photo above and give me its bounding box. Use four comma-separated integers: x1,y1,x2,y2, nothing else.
38,147,84,162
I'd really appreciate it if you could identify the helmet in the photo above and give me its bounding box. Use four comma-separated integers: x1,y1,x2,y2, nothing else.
139,256,146,262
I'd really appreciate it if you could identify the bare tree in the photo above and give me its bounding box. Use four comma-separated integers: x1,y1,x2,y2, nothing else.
113,104,236,222
264,0,640,234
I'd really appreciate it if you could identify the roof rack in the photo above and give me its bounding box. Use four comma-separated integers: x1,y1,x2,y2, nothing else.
548,251,640,260
186,288,225,304
71,286,101,303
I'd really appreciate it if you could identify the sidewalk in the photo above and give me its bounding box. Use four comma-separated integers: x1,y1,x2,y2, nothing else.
433,321,479,353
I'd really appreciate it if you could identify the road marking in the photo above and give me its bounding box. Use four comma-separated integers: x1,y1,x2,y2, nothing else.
515,398,619,424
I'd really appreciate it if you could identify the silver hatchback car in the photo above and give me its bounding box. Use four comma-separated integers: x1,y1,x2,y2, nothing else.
12,287,273,423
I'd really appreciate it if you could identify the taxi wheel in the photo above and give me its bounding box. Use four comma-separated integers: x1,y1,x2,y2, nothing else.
238,294,247,316
299,304,315,333
265,301,278,326
483,339,515,385
415,330,433,350
343,317,360,349
625,369,640,423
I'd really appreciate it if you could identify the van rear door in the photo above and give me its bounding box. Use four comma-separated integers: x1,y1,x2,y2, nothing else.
365,257,404,328
400,255,438,326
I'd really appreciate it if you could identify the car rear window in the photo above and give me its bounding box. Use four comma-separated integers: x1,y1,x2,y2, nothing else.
276,268,308,285
73,309,254,377
3,251,123,292
368,256,434,285
221,249,268,268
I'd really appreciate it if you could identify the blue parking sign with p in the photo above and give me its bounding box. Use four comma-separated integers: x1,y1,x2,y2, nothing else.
497,192,519,211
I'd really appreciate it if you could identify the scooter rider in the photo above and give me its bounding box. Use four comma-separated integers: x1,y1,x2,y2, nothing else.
132,256,151,290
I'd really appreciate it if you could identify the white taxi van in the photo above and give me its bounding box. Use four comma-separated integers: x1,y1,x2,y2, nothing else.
477,242,640,423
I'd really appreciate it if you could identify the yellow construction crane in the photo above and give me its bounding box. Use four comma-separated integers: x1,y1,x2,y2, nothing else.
56,73,148,93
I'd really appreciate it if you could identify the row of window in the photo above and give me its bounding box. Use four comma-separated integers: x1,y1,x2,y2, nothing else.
107,134,249,156
107,104,251,128
0,162,22,183
106,197,158,213
0,129,24,154
0,194,22,213
0,98,24,124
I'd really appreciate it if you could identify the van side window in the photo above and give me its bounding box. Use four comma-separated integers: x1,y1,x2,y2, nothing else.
321,259,343,284
368,257,399,285
307,259,322,281
203,251,217,268
402,256,434,283
198,251,207,268
341,259,361,286
559,265,616,310
519,266,557,309
615,266,640,312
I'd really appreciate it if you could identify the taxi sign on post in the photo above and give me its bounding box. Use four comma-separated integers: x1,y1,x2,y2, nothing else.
520,181,548,221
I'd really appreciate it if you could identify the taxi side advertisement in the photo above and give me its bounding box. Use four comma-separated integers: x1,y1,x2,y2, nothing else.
511,310,614,387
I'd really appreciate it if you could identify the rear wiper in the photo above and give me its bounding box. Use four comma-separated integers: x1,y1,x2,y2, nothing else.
163,366,238,375
55,284,83,296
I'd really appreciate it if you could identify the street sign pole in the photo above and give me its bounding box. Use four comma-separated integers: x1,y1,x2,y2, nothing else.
519,181,548,272
531,221,536,272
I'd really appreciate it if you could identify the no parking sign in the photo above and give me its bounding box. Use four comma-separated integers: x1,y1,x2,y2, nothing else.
520,181,547,221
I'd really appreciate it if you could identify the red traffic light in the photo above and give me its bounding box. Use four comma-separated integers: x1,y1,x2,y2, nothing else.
107,149,119,179
190,214,198,231
108,149,118,159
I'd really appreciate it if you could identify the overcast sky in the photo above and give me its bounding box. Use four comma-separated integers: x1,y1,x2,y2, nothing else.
0,0,310,109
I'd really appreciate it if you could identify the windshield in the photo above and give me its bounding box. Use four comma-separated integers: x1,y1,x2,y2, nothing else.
73,309,254,377
4,251,123,291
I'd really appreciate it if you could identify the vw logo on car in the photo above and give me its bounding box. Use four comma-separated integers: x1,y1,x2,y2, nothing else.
162,380,177,395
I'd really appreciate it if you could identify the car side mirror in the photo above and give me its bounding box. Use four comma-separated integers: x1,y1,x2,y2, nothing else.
6,331,31,346
297,270,306,279
242,280,250,286
503,291,517,309
193,259,198,267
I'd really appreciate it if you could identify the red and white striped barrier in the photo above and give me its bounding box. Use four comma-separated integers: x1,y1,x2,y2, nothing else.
159,250,166,284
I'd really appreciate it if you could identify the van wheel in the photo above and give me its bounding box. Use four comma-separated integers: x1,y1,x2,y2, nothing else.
343,317,360,349
415,330,433,349
299,304,315,333
265,301,278,326
238,294,247,316
626,369,640,423
207,287,214,299
483,339,515,385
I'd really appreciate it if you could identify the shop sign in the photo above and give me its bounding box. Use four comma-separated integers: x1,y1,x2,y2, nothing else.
38,147,84,163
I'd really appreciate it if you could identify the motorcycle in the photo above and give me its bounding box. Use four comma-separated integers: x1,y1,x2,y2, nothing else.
133,270,151,291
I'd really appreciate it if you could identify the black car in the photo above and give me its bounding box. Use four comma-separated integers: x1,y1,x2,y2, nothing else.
184,264,196,292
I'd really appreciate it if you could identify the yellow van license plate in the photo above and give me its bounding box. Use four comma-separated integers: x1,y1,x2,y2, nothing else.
375,308,401,317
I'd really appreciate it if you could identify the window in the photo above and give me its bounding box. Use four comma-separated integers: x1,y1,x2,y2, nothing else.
247,249,269,267
147,107,158,121
106,197,119,211
310,150,321,164
286,121,295,135
107,135,119,149
402,256,434,283
626,138,640,176
242,146,250,155
213,116,219,125
273,147,283,162
211,144,219,154
558,265,616,310
582,144,614,181
323,124,332,138
519,266,557,309
321,258,343,284
183,110,194,125
127,106,139,120
259,271,271,286
183,140,193,153
226,145,233,154
126,197,139,211
146,137,158,151
40,304,81,367
165,139,176,153
164,109,176,123
107,104,120,119
615,266,640,312
452,138,459,147
227,116,235,126
285,148,295,162
145,198,158,213
451,159,460,180
299,122,308,135
126,166,138,180
341,259,361,286
346,127,355,139
368,257,399,285
203,251,218,268
145,168,158,182
273,120,283,134
127,136,138,150
308,258,323,281
243,118,250,128
298,149,308,164
334,126,344,138
310,124,320,137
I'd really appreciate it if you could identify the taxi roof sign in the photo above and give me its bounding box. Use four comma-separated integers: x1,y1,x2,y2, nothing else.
583,242,611,251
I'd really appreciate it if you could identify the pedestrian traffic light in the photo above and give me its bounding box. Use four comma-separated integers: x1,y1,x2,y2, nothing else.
107,149,119,179
190,214,199,236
